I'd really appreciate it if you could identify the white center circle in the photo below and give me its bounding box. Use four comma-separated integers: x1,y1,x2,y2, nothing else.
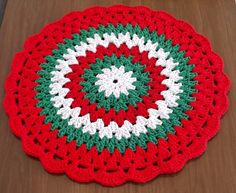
95,65,137,98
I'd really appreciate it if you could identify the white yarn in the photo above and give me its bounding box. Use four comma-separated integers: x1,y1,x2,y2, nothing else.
95,65,136,98
49,32,183,140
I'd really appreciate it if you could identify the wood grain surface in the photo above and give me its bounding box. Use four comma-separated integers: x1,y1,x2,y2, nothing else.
0,0,7,25
0,0,236,192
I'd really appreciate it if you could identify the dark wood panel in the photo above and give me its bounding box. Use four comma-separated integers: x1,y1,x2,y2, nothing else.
0,0,236,193
0,0,7,26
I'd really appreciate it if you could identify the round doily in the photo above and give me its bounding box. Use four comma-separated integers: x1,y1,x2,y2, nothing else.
4,5,230,186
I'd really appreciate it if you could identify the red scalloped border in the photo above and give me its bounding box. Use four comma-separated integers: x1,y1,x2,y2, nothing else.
3,5,230,186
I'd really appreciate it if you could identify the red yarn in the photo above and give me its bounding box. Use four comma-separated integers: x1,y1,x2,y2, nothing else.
65,43,166,125
3,5,230,186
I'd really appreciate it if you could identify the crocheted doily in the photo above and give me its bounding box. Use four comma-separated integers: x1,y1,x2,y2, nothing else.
4,5,230,186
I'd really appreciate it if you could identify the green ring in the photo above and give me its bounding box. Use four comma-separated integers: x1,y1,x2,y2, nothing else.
80,54,151,112
35,23,197,153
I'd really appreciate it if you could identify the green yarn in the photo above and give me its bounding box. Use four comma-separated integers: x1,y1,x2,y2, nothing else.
80,54,151,112
35,23,198,153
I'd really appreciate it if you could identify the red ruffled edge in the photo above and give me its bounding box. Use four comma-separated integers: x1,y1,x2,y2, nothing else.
3,5,230,186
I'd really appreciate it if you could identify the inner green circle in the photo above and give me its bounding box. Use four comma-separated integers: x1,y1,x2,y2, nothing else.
80,54,151,112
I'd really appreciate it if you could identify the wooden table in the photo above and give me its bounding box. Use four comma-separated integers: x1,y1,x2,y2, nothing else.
0,0,235,192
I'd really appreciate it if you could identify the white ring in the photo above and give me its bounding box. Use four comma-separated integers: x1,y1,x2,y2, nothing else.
49,32,183,140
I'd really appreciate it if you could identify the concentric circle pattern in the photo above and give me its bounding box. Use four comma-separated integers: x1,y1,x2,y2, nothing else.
4,5,230,186
80,54,151,112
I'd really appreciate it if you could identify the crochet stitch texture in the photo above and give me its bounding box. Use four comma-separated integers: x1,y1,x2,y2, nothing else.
4,5,230,186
